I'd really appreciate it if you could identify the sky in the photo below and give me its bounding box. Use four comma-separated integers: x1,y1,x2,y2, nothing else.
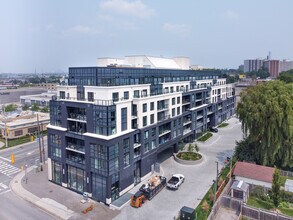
1,0,293,73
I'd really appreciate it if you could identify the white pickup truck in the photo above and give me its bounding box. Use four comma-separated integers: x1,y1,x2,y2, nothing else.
167,174,185,190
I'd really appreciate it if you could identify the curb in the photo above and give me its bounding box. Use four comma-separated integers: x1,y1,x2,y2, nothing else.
10,166,74,220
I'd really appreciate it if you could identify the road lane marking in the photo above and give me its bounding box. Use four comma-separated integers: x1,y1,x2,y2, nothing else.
0,183,8,189
0,156,11,162
0,189,11,195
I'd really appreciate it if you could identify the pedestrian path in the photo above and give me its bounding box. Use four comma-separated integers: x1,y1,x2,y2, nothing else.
0,160,21,176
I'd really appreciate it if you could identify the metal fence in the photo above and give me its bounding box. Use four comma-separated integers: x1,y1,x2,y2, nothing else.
242,204,293,220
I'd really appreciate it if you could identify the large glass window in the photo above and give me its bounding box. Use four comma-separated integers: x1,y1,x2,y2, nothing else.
121,108,127,131
123,138,130,167
150,114,154,124
92,173,106,202
67,165,85,193
109,144,119,175
90,143,107,175
52,161,61,184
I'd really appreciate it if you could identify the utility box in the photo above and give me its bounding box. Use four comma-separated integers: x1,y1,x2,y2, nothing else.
180,206,195,220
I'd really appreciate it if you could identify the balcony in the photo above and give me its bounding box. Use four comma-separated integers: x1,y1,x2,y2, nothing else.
68,113,87,122
182,100,190,105
134,142,141,149
159,129,171,137
183,128,192,135
132,111,138,119
196,115,204,120
157,104,169,112
183,120,192,126
157,114,170,123
66,143,85,154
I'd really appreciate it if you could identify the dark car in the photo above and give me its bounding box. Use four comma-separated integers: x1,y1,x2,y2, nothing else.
209,127,218,133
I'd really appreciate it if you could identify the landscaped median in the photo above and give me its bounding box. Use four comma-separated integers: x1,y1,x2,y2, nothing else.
218,123,229,128
197,132,213,142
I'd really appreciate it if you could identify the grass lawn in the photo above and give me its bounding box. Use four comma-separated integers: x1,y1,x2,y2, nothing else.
218,123,229,128
0,132,47,149
197,132,213,142
248,197,293,217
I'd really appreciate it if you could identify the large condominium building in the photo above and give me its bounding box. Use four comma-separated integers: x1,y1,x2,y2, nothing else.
47,56,236,204
244,59,263,73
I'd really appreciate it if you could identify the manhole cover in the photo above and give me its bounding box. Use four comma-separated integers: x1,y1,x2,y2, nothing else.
49,190,53,193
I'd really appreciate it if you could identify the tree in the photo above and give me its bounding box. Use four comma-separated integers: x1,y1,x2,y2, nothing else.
237,81,293,167
234,138,257,163
40,106,49,113
278,70,293,83
31,103,39,111
4,104,17,112
22,104,30,111
272,168,281,208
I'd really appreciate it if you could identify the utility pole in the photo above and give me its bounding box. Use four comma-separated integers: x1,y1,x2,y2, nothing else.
37,113,43,171
40,122,45,166
4,121,8,148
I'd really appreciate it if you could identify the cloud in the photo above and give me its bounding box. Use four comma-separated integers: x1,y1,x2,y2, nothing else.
68,25,100,35
99,0,154,19
163,23,191,36
222,9,239,19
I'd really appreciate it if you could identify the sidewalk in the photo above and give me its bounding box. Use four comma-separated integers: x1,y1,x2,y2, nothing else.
11,165,120,220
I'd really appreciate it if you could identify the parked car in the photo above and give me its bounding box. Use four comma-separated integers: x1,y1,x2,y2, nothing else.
209,127,218,133
167,174,185,190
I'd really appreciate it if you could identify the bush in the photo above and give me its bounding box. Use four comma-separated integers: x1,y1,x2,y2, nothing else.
202,200,210,212
218,123,229,128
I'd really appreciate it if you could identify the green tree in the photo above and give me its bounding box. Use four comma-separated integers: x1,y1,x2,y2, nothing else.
237,81,293,167
234,138,257,163
31,103,39,111
4,104,17,112
40,106,49,113
272,168,281,208
22,104,30,111
278,70,293,83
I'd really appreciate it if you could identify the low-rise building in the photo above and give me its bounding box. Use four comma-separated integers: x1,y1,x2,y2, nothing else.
0,112,49,139
20,91,57,107
233,161,274,188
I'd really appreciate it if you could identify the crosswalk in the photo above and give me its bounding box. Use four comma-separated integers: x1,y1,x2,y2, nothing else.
0,160,21,176
0,182,10,194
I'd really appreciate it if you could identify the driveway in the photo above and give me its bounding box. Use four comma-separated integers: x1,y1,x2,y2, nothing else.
114,117,243,220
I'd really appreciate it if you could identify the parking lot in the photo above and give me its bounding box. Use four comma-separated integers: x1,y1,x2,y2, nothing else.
114,117,243,220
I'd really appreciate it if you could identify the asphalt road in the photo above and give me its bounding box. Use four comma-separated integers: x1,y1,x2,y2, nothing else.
0,138,54,220
114,117,243,220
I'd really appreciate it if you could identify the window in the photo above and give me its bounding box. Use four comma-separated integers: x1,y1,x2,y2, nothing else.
143,116,147,126
172,108,175,117
90,143,107,175
144,130,149,140
144,143,149,153
170,87,174,93
151,128,156,137
151,140,156,149
28,127,38,134
67,165,85,193
124,91,129,100
177,107,180,115
177,97,180,104
112,92,119,102
123,138,130,167
176,86,179,92
121,108,127,131
172,98,176,105
150,114,154,124
150,102,154,111
14,130,23,136
52,161,61,184
134,90,139,98
88,92,94,102
52,147,61,158
60,91,65,99
143,103,147,113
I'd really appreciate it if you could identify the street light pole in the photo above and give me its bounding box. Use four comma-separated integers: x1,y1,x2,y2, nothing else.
4,121,8,148
36,113,43,171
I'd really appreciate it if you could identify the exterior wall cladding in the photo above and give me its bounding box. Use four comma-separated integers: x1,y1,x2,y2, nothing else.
47,66,236,204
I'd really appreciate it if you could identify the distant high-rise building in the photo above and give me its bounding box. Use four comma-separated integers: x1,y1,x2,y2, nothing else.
280,60,293,73
244,59,263,73
263,60,280,78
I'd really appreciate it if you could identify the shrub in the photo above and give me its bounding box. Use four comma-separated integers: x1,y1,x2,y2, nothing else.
202,200,210,212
